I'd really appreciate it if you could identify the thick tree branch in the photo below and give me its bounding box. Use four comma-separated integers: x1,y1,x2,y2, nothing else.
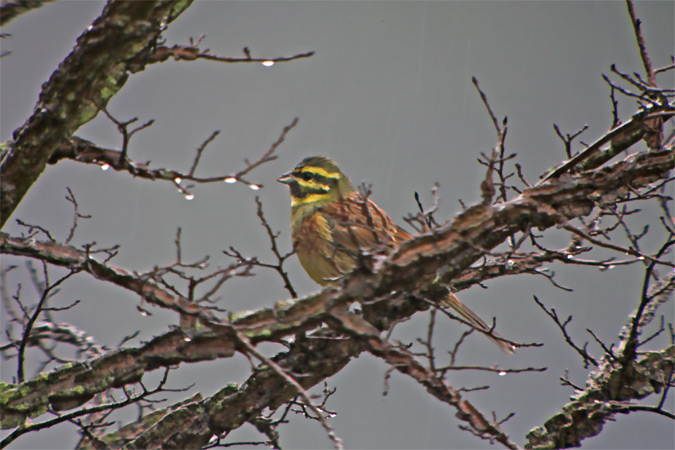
0,0,55,25
0,0,194,227
330,310,519,449
525,346,674,449
541,105,672,182
1,148,673,430
0,329,234,430
391,150,674,287
118,327,357,450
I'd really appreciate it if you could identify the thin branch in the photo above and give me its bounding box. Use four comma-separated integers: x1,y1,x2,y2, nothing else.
64,187,91,245
49,117,298,191
15,219,55,242
625,0,656,87
98,106,155,163
621,239,675,362
255,197,297,298
532,295,598,368
232,117,299,184
17,267,78,383
235,333,343,450
472,77,501,136
540,105,674,182
148,45,314,65
438,365,546,374
563,224,675,268
553,123,589,159
188,130,220,177
655,62,675,75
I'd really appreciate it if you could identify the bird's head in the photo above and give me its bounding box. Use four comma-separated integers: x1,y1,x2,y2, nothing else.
278,156,355,209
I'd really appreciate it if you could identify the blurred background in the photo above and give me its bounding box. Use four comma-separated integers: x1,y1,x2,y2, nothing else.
1,1,673,449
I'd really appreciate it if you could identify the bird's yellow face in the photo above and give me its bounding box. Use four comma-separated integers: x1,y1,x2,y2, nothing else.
278,156,355,224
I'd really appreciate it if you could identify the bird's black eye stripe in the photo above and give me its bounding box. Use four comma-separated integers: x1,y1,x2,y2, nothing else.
296,171,314,181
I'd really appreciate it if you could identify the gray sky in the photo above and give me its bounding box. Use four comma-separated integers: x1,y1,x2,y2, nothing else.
1,1,674,449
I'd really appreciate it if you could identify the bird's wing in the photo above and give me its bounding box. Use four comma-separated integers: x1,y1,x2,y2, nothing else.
318,194,514,352
320,192,412,264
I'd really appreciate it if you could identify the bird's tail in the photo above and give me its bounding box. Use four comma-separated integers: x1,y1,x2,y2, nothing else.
440,292,514,353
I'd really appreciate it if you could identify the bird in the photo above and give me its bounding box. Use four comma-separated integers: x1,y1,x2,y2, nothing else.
278,155,512,352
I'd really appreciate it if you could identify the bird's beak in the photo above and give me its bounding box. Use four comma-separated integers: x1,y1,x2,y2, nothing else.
277,172,293,185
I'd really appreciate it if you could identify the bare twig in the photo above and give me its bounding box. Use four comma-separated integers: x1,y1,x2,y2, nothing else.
17,265,78,383
540,106,674,182
231,117,300,184
236,333,343,450
64,187,91,245
553,123,589,159
563,224,675,268
438,364,546,374
621,239,675,363
533,295,598,368
148,44,314,66
49,117,298,192
625,0,656,87
15,219,55,242
403,184,441,233
188,130,220,177
472,77,502,136
655,62,675,76
255,197,297,298
97,105,155,163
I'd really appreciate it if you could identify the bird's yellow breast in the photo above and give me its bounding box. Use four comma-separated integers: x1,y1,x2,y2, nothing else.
293,211,344,286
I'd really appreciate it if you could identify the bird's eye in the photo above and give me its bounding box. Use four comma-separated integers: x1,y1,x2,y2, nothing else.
299,172,314,181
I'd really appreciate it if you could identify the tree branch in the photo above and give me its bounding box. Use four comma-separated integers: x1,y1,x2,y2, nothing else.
525,346,674,449
1,145,673,442
0,0,194,227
